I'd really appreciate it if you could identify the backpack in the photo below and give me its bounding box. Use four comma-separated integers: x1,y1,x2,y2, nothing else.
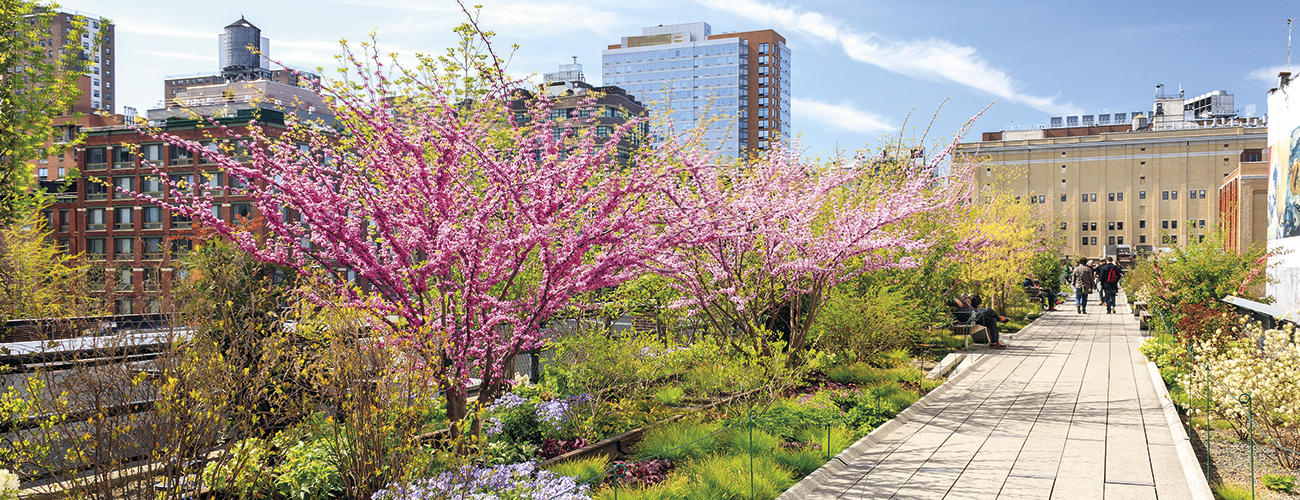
1104,267,1121,284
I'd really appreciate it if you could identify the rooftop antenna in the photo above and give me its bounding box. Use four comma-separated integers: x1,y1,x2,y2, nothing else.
1273,19,1295,71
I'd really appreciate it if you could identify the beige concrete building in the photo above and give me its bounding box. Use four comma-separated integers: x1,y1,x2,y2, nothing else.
957,96,1266,258
1218,162,1270,253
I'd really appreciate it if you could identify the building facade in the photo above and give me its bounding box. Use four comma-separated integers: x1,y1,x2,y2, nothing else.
1266,71,1300,313
958,89,1266,258
514,62,647,163
46,109,297,314
601,22,789,159
1218,162,1269,254
29,9,118,182
161,17,320,107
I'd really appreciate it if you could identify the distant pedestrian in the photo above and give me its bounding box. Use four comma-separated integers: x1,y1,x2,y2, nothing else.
1071,257,1095,314
1096,257,1123,314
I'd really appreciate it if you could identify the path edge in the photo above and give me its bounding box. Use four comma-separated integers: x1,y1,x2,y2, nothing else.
1146,360,1214,500
777,352,995,499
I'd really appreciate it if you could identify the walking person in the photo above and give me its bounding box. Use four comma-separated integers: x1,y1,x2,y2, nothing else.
1071,257,1095,314
1095,257,1123,314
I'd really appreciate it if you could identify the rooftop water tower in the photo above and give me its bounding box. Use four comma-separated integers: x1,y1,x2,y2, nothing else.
219,16,272,83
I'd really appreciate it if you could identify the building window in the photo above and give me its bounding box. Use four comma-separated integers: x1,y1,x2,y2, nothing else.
114,207,133,230
1140,235,1147,244
1117,222,1124,230
1117,192,1124,201
114,237,134,261
142,144,163,164
1162,220,1169,229
1090,237,1097,245
142,237,164,260
1117,236,1124,244
758,42,769,54
1090,193,1097,202
1171,220,1178,229
1060,194,1067,202
758,55,769,65
1108,193,1115,202
1189,190,1197,199
1037,195,1046,203
1171,235,1178,244
1082,237,1088,246
113,176,133,198
113,147,133,168
1061,179,1066,188
1198,235,1205,243
1139,191,1146,199
142,206,163,229
1081,222,1088,231
758,97,769,106
1060,222,1067,230
1199,190,1206,199
232,203,254,220
86,147,107,169
87,208,106,231
1139,220,1146,228
1171,190,1178,200
37,168,48,178
1108,236,1115,245
1162,191,1169,200
171,212,192,229
1108,222,1115,231
169,145,192,165
1199,219,1205,228
115,298,133,314
87,238,106,260
1090,222,1097,231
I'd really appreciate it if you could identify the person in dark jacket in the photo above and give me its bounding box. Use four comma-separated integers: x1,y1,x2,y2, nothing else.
1071,257,1095,314
1095,257,1123,314
951,293,1007,349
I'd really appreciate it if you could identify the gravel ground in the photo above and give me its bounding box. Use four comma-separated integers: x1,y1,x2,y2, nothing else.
1187,417,1300,498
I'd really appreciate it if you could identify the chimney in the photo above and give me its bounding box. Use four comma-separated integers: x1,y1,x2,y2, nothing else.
1281,71,1293,88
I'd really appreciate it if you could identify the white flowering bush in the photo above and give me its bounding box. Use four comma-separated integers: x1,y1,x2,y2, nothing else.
0,468,17,500
1179,321,1300,467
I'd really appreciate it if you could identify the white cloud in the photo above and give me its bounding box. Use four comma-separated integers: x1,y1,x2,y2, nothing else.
326,0,623,39
700,0,1082,116
145,51,215,62
1248,65,1290,83
793,97,893,134
116,23,212,39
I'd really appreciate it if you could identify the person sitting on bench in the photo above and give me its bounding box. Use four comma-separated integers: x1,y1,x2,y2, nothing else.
951,293,1007,350
1022,277,1058,312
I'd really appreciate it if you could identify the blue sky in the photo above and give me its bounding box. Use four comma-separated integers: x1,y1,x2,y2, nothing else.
75,0,1296,157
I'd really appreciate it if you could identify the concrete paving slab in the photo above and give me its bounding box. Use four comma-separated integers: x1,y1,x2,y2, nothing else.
779,291,1209,500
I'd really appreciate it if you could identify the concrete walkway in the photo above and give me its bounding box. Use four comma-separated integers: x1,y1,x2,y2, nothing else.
792,293,1204,499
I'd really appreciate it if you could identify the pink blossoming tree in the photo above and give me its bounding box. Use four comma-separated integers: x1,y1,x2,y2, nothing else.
135,26,708,440
657,141,975,367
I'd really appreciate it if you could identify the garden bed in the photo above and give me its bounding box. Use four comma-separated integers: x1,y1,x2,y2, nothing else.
1186,418,1300,499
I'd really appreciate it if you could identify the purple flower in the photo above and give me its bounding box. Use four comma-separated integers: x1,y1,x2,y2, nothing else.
488,392,527,413
485,417,504,436
373,462,590,500
535,393,592,432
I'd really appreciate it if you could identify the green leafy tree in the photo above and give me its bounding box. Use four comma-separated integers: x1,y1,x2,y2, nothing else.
0,1,100,224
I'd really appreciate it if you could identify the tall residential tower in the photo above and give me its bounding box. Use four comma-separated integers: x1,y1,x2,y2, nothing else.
602,22,789,159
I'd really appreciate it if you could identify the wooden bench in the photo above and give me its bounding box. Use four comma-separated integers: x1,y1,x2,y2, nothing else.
1132,301,1148,318
1139,311,1152,331
950,324,989,348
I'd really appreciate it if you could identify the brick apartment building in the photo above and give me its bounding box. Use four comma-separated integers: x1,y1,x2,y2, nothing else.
48,109,290,314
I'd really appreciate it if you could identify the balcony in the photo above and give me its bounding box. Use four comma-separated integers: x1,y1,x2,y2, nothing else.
114,222,133,231
86,193,108,201
86,162,107,171
87,223,106,231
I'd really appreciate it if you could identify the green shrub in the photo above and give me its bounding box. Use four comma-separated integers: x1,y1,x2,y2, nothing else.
867,349,911,369
546,455,610,487
273,436,343,500
721,427,781,456
790,425,854,457
774,447,825,478
633,420,722,463
593,475,691,500
811,286,922,363
1211,481,1253,500
826,363,883,386
655,386,684,406
1263,474,1297,493
682,454,795,500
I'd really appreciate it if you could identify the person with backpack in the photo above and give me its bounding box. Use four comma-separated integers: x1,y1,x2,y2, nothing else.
1096,256,1124,314
1071,257,1095,314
